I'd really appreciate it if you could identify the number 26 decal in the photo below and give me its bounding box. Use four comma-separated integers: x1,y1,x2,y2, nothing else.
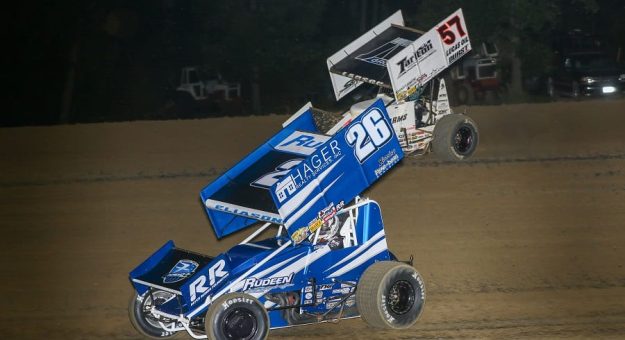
437,15,466,45
346,108,392,163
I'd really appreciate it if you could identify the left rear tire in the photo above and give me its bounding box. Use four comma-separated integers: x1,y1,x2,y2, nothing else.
129,291,180,339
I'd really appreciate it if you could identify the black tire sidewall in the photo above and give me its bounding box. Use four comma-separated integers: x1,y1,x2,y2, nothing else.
129,293,178,339
379,266,425,328
207,294,269,340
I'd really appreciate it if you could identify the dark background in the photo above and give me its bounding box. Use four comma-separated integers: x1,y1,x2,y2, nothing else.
6,0,625,127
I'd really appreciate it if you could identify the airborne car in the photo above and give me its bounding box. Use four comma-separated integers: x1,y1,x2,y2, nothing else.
326,8,478,161
128,8,474,340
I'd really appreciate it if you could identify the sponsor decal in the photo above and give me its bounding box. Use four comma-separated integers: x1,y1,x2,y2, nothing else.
325,295,355,310
291,226,309,244
275,175,298,203
396,39,435,76
304,283,333,293
395,64,447,102
163,259,199,284
318,201,344,223
332,287,353,295
446,36,470,64
242,273,294,291
275,140,342,203
213,204,282,224
275,131,330,156
339,79,358,95
391,113,408,124
375,149,400,178
308,218,323,234
356,37,412,67
306,201,345,235
319,284,334,291
189,259,229,304
340,281,357,288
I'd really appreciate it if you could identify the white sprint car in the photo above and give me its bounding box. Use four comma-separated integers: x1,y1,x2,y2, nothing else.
318,8,479,161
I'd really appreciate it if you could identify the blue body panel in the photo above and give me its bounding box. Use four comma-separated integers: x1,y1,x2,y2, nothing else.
200,99,403,241
271,99,403,242
129,201,390,328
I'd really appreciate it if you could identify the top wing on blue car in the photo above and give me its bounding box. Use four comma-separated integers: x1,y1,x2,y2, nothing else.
201,99,404,240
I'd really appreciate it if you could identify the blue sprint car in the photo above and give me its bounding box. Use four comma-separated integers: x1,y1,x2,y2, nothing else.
128,99,425,339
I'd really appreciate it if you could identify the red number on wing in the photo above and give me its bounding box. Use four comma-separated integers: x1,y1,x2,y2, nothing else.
448,15,466,37
437,24,455,45
437,15,466,45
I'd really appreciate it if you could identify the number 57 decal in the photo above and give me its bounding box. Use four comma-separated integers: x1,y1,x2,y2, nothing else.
437,15,466,45
346,108,393,163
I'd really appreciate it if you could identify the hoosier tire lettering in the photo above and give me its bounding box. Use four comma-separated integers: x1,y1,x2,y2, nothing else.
206,292,269,340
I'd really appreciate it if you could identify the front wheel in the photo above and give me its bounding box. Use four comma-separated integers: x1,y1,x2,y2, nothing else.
205,293,269,340
128,291,180,339
432,114,479,161
357,261,426,329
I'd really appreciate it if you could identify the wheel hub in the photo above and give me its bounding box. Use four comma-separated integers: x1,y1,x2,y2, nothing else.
223,308,258,339
454,126,474,154
386,280,416,315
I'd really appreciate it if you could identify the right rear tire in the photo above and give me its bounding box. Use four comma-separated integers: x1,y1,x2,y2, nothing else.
356,261,425,329
432,114,479,161
205,293,269,340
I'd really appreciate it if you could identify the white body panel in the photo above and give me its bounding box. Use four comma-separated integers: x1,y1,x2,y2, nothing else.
327,11,404,100
387,8,471,101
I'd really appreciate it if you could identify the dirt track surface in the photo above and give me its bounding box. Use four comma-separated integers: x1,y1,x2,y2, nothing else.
2,98,625,339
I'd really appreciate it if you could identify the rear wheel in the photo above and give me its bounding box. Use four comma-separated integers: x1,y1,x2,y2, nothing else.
432,114,479,161
357,261,425,329
129,291,180,339
205,293,269,340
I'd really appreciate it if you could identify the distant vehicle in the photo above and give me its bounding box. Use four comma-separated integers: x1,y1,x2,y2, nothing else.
173,66,242,115
448,42,505,105
547,52,625,98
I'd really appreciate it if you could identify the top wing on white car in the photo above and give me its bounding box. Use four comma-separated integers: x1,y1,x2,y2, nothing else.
327,8,471,102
